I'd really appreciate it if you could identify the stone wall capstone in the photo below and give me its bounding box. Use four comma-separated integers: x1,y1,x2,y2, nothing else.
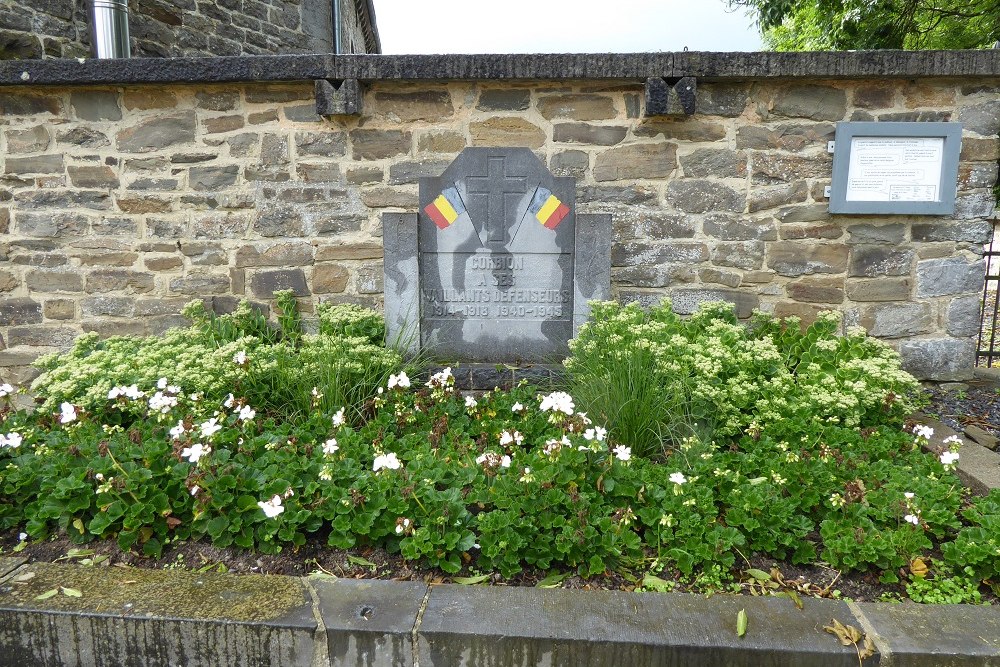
0,53,996,383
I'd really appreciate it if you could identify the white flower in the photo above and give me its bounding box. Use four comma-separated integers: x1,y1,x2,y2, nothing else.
904,492,915,499
190,486,200,497
199,417,222,439
108,385,143,401
148,391,178,414
500,454,511,468
912,424,934,440
223,393,235,409
233,350,248,365
539,391,575,415
426,367,454,390
0,432,22,449
465,395,478,409
613,445,632,461
0,383,14,398
476,451,510,468
542,438,563,456
373,452,401,472
669,472,687,485
59,402,78,424
237,405,256,422
940,451,960,467
17,532,27,542
499,430,523,447
323,438,339,455
181,443,211,464
511,402,524,413
157,377,168,390
584,426,608,442
942,434,963,446
258,495,284,518
395,517,412,535
169,420,186,440
388,372,411,389
904,514,920,525
332,408,346,427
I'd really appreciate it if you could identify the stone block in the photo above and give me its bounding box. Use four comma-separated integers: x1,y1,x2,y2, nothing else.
877,110,952,123
315,78,362,116
959,99,1000,136
767,243,848,276
699,268,742,288
297,162,341,183
477,89,531,111
254,207,305,237
17,212,89,237
954,192,995,219
775,204,831,224
25,269,84,292
748,182,809,213
67,165,120,189
191,212,250,239
70,91,121,121
355,264,384,294
680,148,747,179
861,302,934,338
672,288,758,318
7,325,78,347
202,115,245,134
116,111,197,153
195,91,238,111
780,223,843,241
695,83,749,117
350,129,412,160
0,271,18,293
235,243,314,268
845,278,911,302
261,134,290,165
313,578,426,667
916,257,984,298
43,299,76,320
947,295,982,337
86,269,155,293
958,162,998,190
614,264,696,288
360,187,415,209
18,189,111,211
752,153,831,184
117,195,174,214
0,299,42,326
644,76,697,116
389,160,453,185
735,123,835,152
550,150,589,178
711,241,765,270
846,224,906,245
315,243,383,261
665,179,743,213
553,123,627,146
469,117,545,149
189,165,239,191
770,85,847,121
4,155,64,175
417,130,466,154
312,264,349,293
5,125,50,153
611,241,708,267
848,246,914,277
703,213,777,241
283,104,322,123
960,137,1000,161
616,212,696,240
787,277,844,304
773,301,832,326
852,85,894,109
537,94,616,121
900,338,975,381
82,296,136,317
634,118,726,142
417,586,867,667
0,563,316,667
577,185,658,205
169,273,231,295
0,93,61,116
250,269,310,298
295,131,348,158
372,90,453,122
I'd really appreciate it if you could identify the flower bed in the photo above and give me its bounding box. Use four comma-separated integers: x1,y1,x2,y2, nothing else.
1,297,998,603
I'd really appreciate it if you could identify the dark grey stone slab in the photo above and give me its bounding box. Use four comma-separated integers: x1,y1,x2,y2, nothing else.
312,577,427,667
417,586,874,667
0,562,317,667
856,602,1000,666
574,213,612,334
0,558,26,580
418,148,576,364
5,51,1000,86
383,212,420,355
315,78,362,116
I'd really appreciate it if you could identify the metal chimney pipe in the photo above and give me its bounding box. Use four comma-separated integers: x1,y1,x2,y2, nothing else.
88,0,131,59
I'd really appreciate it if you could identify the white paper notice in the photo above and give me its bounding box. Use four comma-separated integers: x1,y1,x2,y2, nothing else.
845,137,944,202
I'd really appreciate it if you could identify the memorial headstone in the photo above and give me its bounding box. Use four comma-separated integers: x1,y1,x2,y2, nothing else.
383,147,610,368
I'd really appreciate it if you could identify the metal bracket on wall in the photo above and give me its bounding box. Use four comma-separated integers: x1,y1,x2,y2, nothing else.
315,79,362,116
644,76,696,117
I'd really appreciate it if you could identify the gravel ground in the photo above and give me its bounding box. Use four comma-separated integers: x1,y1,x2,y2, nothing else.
923,376,1000,438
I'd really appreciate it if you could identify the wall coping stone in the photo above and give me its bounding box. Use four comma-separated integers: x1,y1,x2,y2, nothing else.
1,561,998,666
2,51,1000,87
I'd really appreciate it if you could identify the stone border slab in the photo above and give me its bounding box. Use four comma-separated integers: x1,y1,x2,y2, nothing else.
0,562,997,666
0,557,26,579
2,51,1000,87
913,414,1000,495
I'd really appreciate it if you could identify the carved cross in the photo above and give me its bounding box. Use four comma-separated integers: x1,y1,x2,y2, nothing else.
465,155,527,243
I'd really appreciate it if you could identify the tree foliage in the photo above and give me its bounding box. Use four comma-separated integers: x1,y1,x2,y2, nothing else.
727,0,1000,50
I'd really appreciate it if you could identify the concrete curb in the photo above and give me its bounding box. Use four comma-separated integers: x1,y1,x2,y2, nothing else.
1,560,998,666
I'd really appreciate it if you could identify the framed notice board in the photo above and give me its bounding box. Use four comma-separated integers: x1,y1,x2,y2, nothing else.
829,122,962,215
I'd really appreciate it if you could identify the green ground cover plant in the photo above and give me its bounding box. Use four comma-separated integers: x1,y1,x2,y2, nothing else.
0,298,996,602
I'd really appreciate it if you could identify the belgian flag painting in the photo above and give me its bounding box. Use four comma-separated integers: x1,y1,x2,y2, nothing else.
528,187,570,230
424,185,467,230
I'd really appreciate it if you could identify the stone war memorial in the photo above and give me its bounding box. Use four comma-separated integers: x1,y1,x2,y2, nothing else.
383,147,610,373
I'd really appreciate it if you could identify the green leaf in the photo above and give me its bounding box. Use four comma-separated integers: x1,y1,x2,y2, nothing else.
35,589,58,600
641,574,673,592
737,609,748,638
72,519,85,534
452,574,491,585
61,587,83,598
346,554,377,569
745,568,772,582
784,590,804,610
536,571,571,588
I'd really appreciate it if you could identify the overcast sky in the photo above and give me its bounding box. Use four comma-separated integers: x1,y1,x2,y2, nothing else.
370,0,762,54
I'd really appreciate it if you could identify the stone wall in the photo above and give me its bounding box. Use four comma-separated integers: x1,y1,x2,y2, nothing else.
0,0,377,59
0,62,996,383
